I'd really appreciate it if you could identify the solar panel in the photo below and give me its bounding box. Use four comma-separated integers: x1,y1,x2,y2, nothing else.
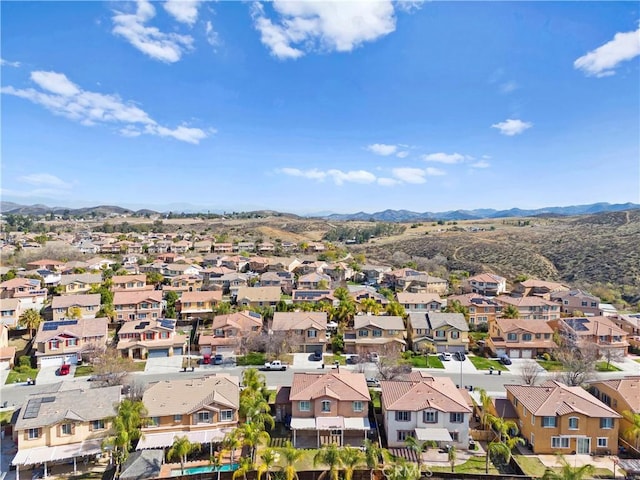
24,399,42,419
159,319,175,329
42,320,78,331
248,311,261,319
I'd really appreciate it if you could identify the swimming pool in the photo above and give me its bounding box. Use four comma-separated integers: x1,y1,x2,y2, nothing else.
171,464,238,476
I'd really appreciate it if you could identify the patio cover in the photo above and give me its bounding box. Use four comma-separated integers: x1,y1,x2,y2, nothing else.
290,417,371,431
136,428,234,450
343,417,371,430
414,428,453,442
289,418,316,430
316,417,344,430
13,439,103,466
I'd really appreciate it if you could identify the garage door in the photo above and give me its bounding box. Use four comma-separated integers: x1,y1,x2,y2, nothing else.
448,345,465,353
304,345,322,354
174,347,183,355
509,349,521,358
215,346,234,356
521,350,533,359
199,346,212,355
40,356,64,368
148,349,169,358
494,348,506,357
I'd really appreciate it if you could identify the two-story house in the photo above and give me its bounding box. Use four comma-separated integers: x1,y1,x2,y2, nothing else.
271,312,327,354
111,274,153,292
259,271,294,294
297,272,332,290
136,375,239,450
349,287,390,309
396,292,443,313
34,317,108,367
409,312,468,354
505,381,621,454
495,296,561,321
1,298,23,327
25,259,65,271
235,286,281,309
0,278,48,303
511,279,569,299
551,289,603,317
117,318,187,359
49,294,101,322
113,291,163,322
462,273,507,297
12,386,121,477
291,290,337,306
177,291,222,320
285,371,371,448
381,371,472,448
56,274,102,295
198,311,263,356
447,294,502,326
163,275,203,293
549,316,629,357
344,316,406,355
487,318,557,358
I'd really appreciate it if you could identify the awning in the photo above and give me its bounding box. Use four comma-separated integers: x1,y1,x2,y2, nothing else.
316,417,344,430
290,417,371,431
343,417,371,431
136,428,234,450
289,418,317,430
415,428,453,442
13,439,103,466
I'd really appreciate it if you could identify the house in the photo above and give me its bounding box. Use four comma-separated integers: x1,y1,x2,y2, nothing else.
117,318,187,359
447,294,502,326
291,290,336,306
1,298,23,327
163,275,203,293
84,257,116,271
212,243,233,253
549,316,629,357
323,262,354,283
589,376,640,451
33,317,108,367
551,289,603,316
358,264,392,285
349,287,390,308
113,291,163,322
381,371,472,448
495,295,561,321
111,274,153,292
57,274,102,295
271,312,328,354
487,318,557,358
384,269,448,295
0,323,17,366
344,316,406,355
408,312,469,354
248,256,270,273
0,278,47,302
12,385,121,477
136,374,239,450
294,261,328,276
297,272,332,290
396,292,443,313
235,286,281,309
505,381,621,454
462,273,507,297
267,257,302,273
163,263,202,278
177,291,222,320
286,371,371,448
257,242,275,253
50,294,101,321
27,269,62,286
198,311,263,356
260,271,294,294
209,273,249,296
25,259,65,271
511,279,569,299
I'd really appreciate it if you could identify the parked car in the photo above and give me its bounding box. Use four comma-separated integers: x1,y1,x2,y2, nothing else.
311,351,323,361
366,378,381,387
346,355,360,365
201,354,211,365
368,352,380,363
213,354,224,365
453,352,466,361
440,352,452,361
58,364,70,376
498,354,512,365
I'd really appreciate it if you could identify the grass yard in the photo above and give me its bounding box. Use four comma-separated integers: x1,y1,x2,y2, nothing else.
325,354,346,365
596,362,622,372
537,360,565,371
370,390,381,409
514,455,547,477
74,365,94,377
635,358,640,364
431,457,499,475
408,355,444,368
469,332,489,341
6,366,39,384
469,356,507,371
0,410,16,426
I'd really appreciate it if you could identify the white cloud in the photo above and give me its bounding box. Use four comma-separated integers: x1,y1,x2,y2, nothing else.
491,118,532,136
392,167,428,184
280,167,375,185
163,0,202,25
112,0,194,63
470,160,490,169
396,151,409,158
422,152,466,164
1,70,210,144
252,0,396,60
425,167,446,176
499,81,518,94
574,25,640,77
1,58,21,68
366,143,398,156
205,21,220,47
18,173,72,189
377,177,400,186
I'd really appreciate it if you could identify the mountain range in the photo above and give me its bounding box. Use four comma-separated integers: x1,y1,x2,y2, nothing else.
1,201,638,221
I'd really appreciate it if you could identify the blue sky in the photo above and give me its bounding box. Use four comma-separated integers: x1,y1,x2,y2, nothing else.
1,1,639,214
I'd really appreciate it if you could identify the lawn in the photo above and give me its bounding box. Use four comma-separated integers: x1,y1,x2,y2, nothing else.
325,354,346,365
469,332,489,341
0,410,16,426
596,362,622,372
408,355,444,368
469,356,507,371
537,360,565,371
6,366,39,384
635,358,640,364
370,390,381,409
131,361,146,371
431,457,498,475
514,455,547,477
74,365,94,377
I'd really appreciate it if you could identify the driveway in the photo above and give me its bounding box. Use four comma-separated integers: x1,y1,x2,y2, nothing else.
144,355,185,374
0,362,10,387
291,352,325,369
35,365,76,385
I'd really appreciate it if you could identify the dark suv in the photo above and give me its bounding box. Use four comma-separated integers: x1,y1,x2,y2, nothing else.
453,351,466,361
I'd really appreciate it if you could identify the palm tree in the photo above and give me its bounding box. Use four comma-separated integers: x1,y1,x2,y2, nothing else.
359,298,382,315
476,388,493,431
340,446,364,480
501,304,520,319
485,441,511,474
168,435,201,476
241,422,271,463
279,441,303,480
209,449,224,480
404,436,429,470
445,300,470,321
223,429,242,467
313,443,343,480
541,456,595,480
622,410,640,450
334,299,356,328
232,457,253,480
385,301,406,318
104,399,147,468
489,415,520,442
333,287,350,302
448,445,457,472
257,449,277,480
18,309,42,339
362,439,382,480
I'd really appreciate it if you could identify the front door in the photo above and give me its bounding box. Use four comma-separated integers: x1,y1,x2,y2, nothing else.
577,437,590,454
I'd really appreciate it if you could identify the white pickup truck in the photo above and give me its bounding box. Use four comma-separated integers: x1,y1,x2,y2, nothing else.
261,360,288,371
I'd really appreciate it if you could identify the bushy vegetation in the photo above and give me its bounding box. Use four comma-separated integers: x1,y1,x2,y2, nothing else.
237,352,266,366
323,223,406,244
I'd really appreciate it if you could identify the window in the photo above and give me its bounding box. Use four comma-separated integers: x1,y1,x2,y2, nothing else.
551,437,570,448
373,330,382,337
358,330,369,337
600,418,614,429
61,423,73,435
321,401,331,412
353,401,364,413
220,410,233,421
307,329,318,338
423,411,438,423
397,431,411,442
197,411,211,423
522,333,532,341
450,413,463,423
435,331,446,338
28,428,40,439
450,431,459,442
395,411,411,422
50,340,60,350
299,401,311,412
597,438,608,448
568,417,579,430
214,329,224,336
451,331,459,339
174,415,182,422
92,420,105,430
145,332,154,340
542,416,557,428
507,333,517,341
581,301,588,307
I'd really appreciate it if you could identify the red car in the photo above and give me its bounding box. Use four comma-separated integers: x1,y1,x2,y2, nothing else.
58,364,70,376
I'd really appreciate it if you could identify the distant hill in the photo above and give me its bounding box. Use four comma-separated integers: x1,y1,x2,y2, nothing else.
0,202,150,217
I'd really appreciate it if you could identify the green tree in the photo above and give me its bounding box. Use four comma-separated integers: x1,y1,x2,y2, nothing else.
257,449,277,480
68,306,82,319
476,388,494,431
209,449,225,480
485,441,511,474
385,301,406,318
445,299,470,321
240,422,270,464
404,436,429,470
279,441,303,480
331,333,344,354
448,445,457,472
168,435,201,476
359,298,382,315
362,439,382,480
232,456,253,480
333,287,350,302
622,410,640,450
541,456,595,480
340,446,364,480
104,399,147,468
313,443,343,480
334,299,356,328
223,428,242,467
501,304,520,319
97,304,116,321
165,290,179,318
18,309,43,339
146,271,164,287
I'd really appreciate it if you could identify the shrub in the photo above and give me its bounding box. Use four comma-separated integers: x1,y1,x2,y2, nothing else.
542,352,551,361
18,356,32,368
237,352,266,366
